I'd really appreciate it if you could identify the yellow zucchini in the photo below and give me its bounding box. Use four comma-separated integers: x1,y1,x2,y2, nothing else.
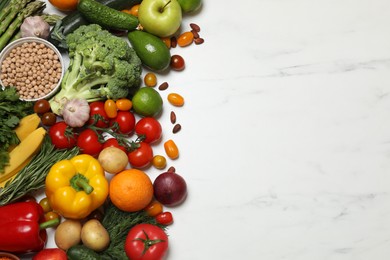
0,127,46,183
14,113,41,141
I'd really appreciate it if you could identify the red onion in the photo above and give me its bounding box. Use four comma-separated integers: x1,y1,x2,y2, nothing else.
153,172,187,206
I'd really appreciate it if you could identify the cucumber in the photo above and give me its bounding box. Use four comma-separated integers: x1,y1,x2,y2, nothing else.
67,245,102,260
48,0,141,49
78,0,139,31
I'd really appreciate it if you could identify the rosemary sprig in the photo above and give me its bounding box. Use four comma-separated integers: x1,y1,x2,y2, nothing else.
0,135,79,205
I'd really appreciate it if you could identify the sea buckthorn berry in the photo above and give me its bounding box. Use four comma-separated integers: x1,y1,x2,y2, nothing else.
167,93,185,107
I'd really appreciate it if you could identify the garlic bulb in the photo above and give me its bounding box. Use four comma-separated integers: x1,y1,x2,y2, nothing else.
62,99,91,128
20,16,50,39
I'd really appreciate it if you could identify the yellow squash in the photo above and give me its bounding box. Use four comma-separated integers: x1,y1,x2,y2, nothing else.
14,113,41,141
0,127,46,184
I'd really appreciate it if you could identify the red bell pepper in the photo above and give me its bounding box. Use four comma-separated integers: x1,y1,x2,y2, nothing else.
0,201,59,254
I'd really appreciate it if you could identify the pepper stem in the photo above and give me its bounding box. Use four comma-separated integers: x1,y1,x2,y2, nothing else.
39,218,60,229
70,173,94,194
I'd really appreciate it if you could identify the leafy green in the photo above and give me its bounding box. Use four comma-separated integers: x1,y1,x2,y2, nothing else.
0,87,33,173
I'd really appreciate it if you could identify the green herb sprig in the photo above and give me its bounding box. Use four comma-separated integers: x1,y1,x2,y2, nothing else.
0,135,79,205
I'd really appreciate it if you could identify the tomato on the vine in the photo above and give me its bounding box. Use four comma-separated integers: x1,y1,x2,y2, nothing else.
125,223,168,260
128,142,153,168
110,111,136,135
48,121,78,149
77,128,103,157
88,101,109,127
135,117,162,143
102,138,127,153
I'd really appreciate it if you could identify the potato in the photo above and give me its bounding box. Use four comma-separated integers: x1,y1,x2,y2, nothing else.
55,219,82,250
98,147,128,174
81,219,110,252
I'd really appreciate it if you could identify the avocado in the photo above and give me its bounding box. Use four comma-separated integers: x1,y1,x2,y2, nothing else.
127,30,171,71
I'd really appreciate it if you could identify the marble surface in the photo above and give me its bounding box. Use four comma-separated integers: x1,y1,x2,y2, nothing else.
36,0,390,259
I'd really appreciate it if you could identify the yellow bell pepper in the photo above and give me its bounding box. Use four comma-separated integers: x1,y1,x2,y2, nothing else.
45,154,109,219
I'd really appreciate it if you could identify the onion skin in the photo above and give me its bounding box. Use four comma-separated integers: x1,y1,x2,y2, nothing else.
153,172,187,206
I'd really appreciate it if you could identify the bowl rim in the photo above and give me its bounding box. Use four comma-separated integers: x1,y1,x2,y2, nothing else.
0,37,64,102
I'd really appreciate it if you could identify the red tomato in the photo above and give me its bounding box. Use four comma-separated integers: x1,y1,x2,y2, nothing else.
135,117,162,143
102,137,127,153
170,54,185,71
155,212,174,225
32,248,67,260
128,142,153,168
48,121,78,149
88,101,109,127
110,111,136,135
77,128,103,157
125,223,168,260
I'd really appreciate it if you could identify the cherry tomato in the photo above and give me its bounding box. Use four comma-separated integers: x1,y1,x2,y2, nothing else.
170,54,185,71
167,93,185,107
155,212,173,225
128,142,153,168
125,223,168,260
41,112,57,126
88,101,109,127
44,211,61,224
129,4,139,16
177,31,194,47
144,200,163,217
48,121,78,149
102,137,127,153
77,128,103,157
110,111,136,135
116,98,132,111
135,117,162,143
144,72,157,87
152,155,167,169
104,99,118,118
164,139,179,159
32,248,67,260
39,197,52,213
33,99,51,114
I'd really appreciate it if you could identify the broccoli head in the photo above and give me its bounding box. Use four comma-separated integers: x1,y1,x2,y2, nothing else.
49,24,142,115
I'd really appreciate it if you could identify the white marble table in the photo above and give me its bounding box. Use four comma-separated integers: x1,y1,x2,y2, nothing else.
39,0,390,259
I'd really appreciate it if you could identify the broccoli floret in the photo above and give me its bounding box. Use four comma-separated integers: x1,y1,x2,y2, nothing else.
49,24,142,115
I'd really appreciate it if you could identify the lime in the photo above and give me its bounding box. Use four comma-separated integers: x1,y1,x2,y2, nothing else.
132,87,163,117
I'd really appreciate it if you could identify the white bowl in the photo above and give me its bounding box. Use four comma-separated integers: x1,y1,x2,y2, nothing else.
0,37,64,102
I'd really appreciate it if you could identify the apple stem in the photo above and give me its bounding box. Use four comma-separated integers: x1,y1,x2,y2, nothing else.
160,0,171,13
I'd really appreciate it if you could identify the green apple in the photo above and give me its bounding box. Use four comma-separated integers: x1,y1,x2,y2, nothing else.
138,0,182,38
177,0,202,13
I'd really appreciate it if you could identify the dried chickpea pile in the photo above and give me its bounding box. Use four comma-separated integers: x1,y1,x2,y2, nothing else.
0,42,62,100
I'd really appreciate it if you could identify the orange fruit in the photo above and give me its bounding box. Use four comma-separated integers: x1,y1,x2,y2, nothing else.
109,169,153,212
49,0,78,11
